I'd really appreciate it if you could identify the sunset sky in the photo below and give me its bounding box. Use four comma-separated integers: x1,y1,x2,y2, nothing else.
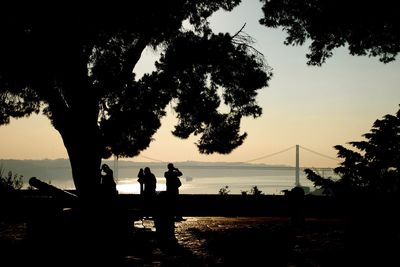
1,0,400,168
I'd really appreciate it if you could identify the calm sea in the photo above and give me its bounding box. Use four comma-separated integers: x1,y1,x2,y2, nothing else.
37,164,336,195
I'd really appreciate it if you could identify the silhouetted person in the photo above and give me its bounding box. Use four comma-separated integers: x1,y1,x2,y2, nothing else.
142,167,157,220
100,164,118,199
97,164,126,257
143,167,157,197
164,163,184,221
137,168,144,195
164,163,182,195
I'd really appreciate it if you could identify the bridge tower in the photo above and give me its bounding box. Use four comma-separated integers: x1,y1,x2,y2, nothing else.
295,144,300,186
113,155,119,180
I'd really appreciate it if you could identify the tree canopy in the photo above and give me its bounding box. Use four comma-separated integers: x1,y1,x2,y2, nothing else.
259,0,400,65
0,1,270,155
305,106,400,197
0,1,271,194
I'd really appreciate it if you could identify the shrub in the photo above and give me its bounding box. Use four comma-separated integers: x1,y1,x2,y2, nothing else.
250,186,263,195
0,167,24,192
218,185,230,195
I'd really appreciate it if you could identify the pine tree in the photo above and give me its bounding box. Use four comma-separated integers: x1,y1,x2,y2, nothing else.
305,106,400,196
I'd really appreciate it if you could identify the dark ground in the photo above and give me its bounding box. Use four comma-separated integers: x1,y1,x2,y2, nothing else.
1,214,399,266
1,216,346,266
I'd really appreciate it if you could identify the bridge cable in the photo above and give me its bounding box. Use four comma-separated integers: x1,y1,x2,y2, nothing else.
299,145,340,162
138,154,167,163
242,145,296,163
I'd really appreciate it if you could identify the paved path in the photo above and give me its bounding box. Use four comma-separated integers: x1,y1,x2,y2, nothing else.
4,212,400,266
125,216,345,266
1,216,346,266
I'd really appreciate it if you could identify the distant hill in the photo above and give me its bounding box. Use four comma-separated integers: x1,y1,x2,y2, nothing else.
0,159,73,184
0,158,293,185
114,159,291,168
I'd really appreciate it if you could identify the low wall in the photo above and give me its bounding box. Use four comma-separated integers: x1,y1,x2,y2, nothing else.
3,190,387,220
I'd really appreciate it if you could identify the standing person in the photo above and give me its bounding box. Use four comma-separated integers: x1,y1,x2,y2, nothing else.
164,163,182,195
137,168,144,195
139,167,157,219
143,167,157,197
100,163,118,198
164,163,184,221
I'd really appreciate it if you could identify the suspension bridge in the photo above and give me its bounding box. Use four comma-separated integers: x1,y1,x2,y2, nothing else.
113,144,339,187
241,144,338,186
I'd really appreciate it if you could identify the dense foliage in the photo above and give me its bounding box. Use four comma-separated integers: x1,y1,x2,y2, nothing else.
260,0,400,65
305,106,400,196
0,2,271,194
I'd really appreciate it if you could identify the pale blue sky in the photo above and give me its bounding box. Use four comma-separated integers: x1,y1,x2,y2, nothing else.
1,0,399,168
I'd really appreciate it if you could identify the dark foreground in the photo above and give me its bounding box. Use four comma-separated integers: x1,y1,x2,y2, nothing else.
0,215,380,267
2,214,400,266
2,191,400,266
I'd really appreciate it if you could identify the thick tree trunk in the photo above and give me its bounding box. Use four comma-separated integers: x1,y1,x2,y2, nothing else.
57,113,103,199
65,134,102,198
55,111,129,256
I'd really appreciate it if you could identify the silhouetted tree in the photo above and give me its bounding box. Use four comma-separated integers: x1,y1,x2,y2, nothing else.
305,106,400,197
0,2,271,197
2,1,399,199
259,0,400,65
